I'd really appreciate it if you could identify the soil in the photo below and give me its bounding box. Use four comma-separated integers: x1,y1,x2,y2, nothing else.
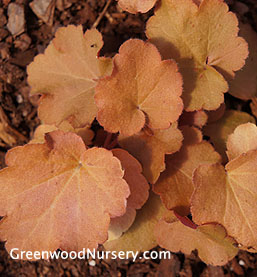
0,0,257,276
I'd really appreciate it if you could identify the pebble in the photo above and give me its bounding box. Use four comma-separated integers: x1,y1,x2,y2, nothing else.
7,3,25,36
16,94,23,104
239,260,246,266
89,260,96,266
30,0,56,26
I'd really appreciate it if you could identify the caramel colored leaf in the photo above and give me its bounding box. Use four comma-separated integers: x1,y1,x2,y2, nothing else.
31,123,94,146
104,192,166,254
27,25,112,128
118,0,156,14
229,24,257,100
192,161,257,252
0,131,130,255
118,123,183,184
146,0,248,111
203,110,255,162
156,212,238,266
153,127,221,216
227,123,257,161
179,110,208,128
95,39,183,136
108,149,149,241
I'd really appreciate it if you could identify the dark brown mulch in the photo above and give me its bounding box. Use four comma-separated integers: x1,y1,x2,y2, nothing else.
0,0,257,276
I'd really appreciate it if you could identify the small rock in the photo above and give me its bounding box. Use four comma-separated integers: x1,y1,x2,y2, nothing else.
239,260,245,266
22,110,28,117
30,0,56,26
16,94,23,104
89,260,96,266
7,3,25,36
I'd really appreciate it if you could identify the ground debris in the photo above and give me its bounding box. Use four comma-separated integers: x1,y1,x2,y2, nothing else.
6,3,25,36
30,0,56,26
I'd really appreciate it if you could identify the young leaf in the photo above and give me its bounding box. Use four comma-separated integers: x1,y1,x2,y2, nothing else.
95,39,183,136
118,123,183,184
118,0,157,14
30,123,94,146
104,192,166,254
156,211,238,266
203,110,255,162
192,161,257,252
179,110,208,128
153,126,221,216
227,123,257,161
228,24,257,100
27,25,112,128
146,0,248,111
108,149,149,241
0,131,130,255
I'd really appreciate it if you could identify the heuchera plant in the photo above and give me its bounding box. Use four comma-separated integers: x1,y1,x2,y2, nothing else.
0,0,257,266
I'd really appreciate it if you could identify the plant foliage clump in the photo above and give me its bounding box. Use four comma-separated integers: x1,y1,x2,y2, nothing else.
0,0,257,266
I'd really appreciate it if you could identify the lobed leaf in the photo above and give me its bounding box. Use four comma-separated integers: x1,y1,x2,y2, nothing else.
153,126,221,215
192,161,257,252
30,123,94,146
118,123,183,184
146,0,248,111
95,39,183,136
27,25,112,128
156,211,238,266
203,110,255,162
108,149,149,241
228,24,257,100
227,123,257,161
179,110,208,128
104,192,166,254
0,131,130,256
118,0,157,14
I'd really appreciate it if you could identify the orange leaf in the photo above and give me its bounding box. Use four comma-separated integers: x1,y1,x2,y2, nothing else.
27,25,112,128
95,39,183,136
0,131,130,256
31,123,94,146
227,123,257,161
118,123,183,184
203,110,255,162
153,126,221,215
118,0,157,13
104,192,166,254
156,211,238,266
192,161,257,252
146,0,248,111
229,24,257,100
108,149,149,241
179,110,208,128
